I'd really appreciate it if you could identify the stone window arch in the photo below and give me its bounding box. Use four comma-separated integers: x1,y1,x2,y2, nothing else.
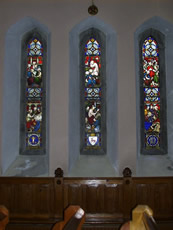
135,16,173,157
69,17,117,172
2,17,50,174
139,29,167,155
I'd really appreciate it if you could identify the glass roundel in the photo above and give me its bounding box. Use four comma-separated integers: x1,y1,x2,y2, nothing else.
26,38,43,149
142,36,160,149
84,38,102,149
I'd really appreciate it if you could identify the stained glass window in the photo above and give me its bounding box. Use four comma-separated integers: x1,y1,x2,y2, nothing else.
84,38,102,149
26,38,43,149
142,37,160,149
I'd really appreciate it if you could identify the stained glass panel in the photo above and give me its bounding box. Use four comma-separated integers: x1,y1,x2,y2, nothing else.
84,38,101,149
142,37,160,149
26,38,43,149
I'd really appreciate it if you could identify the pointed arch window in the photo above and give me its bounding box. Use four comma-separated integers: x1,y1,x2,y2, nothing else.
140,32,167,155
26,38,43,149
84,38,101,148
20,33,47,155
80,29,106,155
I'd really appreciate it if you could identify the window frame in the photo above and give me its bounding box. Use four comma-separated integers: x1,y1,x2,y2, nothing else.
20,29,47,155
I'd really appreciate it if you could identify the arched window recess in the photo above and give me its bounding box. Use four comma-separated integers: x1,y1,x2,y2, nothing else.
139,29,167,155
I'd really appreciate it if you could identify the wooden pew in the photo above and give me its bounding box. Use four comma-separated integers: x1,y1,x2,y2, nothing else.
120,205,158,230
52,206,85,230
0,206,9,230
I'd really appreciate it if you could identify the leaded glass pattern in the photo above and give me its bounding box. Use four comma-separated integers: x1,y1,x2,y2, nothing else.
84,38,101,148
26,38,43,149
142,37,160,149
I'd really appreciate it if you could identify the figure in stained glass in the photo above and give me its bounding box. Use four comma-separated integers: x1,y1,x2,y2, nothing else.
26,102,42,132
27,61,42,86
85,56,101,87
86,102,101,132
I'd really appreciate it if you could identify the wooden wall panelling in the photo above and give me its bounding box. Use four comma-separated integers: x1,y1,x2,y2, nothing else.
0,168,173,230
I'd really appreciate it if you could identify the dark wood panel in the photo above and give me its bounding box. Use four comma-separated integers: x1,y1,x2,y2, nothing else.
67,184,83,206
153,183,173,218
0,177,56,220
63,178,124,217
136,184,154,208
104,184,123,214
33,183,55,218
0,184,12,210
12,184,34,216
134,178,173,220
86,185,99,213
